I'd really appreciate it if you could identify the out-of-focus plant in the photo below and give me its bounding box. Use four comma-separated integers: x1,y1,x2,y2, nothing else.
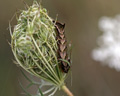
92,15,120,71
10,1,73,96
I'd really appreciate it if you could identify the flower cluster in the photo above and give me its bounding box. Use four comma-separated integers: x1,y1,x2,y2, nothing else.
92,15,120,71
10,1,68,95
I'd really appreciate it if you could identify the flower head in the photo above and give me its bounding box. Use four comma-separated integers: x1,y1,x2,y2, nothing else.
10,1,70,93
92,15,120,71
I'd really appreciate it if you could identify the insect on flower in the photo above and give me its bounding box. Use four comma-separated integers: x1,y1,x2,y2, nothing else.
53,21,71,73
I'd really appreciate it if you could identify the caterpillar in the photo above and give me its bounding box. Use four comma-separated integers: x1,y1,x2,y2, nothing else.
53,21,70,73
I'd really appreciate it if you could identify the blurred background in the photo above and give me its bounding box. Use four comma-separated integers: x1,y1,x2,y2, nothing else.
1,0,120,96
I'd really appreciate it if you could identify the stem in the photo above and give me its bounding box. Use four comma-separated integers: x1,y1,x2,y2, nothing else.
62,85,74,96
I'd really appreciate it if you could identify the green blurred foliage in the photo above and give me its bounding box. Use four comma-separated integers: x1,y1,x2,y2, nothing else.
1,0,120,96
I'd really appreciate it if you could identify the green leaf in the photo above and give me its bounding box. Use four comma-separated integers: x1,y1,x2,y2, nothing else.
21,70,33,83
19,81,32,96
59,59,71,66
38,88,44,96
26,83,34,88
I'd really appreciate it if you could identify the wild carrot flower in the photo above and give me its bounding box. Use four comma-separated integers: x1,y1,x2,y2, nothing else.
10,1,73,96
92,15,120,71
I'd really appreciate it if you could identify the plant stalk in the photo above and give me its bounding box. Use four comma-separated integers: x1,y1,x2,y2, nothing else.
62,85,74,96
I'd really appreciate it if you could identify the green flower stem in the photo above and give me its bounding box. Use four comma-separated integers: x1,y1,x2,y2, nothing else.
30,52,59,85
31,36,60,82
46,42,62,79
40,10,53,22
62,85,74,96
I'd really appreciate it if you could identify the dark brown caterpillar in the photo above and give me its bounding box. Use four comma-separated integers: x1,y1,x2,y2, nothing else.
53,21,70,73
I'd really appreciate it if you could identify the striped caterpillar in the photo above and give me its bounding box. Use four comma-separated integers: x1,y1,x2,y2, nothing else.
53,21,70,73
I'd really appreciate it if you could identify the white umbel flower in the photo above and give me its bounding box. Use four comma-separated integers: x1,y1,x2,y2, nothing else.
92,15,120,71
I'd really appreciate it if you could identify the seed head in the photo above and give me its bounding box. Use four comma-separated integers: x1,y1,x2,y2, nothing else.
10,1,69,89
